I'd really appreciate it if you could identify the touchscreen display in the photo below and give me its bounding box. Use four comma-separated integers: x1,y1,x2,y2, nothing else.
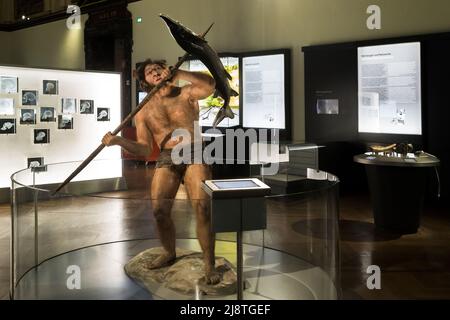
212,180,259,189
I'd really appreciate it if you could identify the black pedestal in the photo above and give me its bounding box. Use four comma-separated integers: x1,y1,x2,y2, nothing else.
355,153,439,234
365,165,429,234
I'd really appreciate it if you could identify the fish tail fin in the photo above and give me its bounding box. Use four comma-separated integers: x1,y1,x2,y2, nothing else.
212,105,234,127
212,109,226,128
225,106,235,119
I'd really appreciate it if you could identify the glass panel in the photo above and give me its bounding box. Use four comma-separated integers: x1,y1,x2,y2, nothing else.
11,154,339,300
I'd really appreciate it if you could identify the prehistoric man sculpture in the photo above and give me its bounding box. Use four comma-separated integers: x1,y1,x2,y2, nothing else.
102,59,220,284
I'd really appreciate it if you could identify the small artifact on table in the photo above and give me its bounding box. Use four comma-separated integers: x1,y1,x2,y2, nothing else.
369,143,414,157
369,143,397,155
394,143,413,156
124,247,237,297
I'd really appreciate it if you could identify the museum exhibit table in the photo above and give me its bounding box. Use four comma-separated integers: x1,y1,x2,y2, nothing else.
10,158,340,300
354,152,440,234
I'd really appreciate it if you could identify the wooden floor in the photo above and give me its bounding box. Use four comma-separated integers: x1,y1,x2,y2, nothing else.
1,162,449,300
339,194,450,299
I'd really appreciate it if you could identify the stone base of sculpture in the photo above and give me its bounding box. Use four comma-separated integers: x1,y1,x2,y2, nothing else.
124,247,237,297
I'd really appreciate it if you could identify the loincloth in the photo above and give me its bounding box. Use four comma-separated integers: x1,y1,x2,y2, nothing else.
155,142,206,179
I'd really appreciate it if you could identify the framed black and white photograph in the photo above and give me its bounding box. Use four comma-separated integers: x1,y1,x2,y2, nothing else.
97,107,110,121
34,129,50,144
40,107,56,122
27,157,44,168
20,108,36,125
27,156,47,172
316,99,339,115
43,80,58,95
61,98,76,114
0,118,16,134
22,90,38,106
80,99,94,114
0,76,18,94
0,98,14,115
58,115,73,129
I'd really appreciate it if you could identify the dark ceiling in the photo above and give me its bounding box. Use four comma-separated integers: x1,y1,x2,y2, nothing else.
0,0,139,31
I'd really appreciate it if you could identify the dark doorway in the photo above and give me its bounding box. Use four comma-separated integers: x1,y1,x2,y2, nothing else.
84,2,133,122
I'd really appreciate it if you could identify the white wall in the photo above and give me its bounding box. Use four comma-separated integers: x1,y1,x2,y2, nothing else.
0,32,12,64
0,0,14,23
9,15,87,70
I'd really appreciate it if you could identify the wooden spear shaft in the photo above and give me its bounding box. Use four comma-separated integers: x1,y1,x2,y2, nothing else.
52,22,214,195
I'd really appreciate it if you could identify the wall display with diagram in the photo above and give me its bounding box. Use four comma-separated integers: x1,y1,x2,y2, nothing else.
0,118,16,134
180,56,240,128
0,65,122,190
80,99,94,114
137,50,291,139
61,98,76,114
242,50,289,130
358,42,422,135
0,98,14,115
20,109,36,125
97,108,110,121
58,115,73,129
43,80,58,95
34,129,50,144
0,76,18,94
40,107,56,122
22,90,38,106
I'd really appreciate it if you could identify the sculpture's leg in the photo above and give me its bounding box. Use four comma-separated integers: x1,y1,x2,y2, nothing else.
184,164,220,284
148,167,181,269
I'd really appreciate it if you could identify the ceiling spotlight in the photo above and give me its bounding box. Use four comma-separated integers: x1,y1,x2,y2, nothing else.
21,15,26,20
27,17,30,20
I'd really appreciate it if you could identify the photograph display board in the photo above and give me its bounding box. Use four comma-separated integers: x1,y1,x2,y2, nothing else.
358,42,422,135
242,53,286,129
0,65,122,188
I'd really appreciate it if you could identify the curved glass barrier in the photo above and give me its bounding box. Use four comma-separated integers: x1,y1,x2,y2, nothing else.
10,153,340,300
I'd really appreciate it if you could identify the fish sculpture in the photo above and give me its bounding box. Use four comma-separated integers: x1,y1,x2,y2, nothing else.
160,14,238,128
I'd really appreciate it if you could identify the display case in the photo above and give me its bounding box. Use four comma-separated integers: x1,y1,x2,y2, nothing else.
11,157,340,300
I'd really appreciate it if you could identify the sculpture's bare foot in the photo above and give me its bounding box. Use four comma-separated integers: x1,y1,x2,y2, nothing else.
146,252,176,269
205,266,221,285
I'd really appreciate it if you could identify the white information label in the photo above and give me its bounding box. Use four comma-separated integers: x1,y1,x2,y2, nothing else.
243,54,285,129
358,42,422,135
